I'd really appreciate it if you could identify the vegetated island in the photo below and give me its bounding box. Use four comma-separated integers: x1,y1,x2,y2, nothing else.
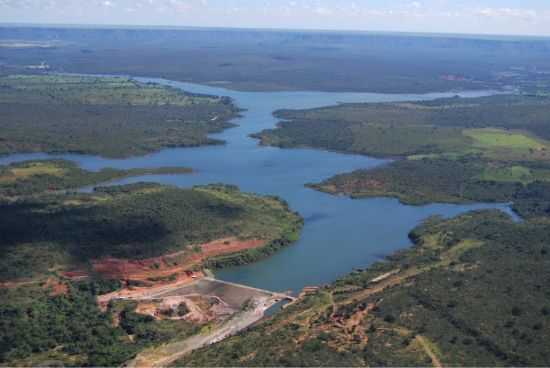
0,74,240,158
0,160,303,367
177,94,550,366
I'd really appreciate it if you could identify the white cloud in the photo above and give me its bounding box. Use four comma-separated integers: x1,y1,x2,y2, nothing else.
0,0,549,36
474,7,537,21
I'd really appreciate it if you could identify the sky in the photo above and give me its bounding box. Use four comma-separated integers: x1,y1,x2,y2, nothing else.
1,0,550,37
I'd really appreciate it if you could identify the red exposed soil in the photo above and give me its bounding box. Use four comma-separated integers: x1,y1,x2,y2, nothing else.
62,270,89,279
91,257,180,283
96,273,204,310
63,237,265,284
87,237,265,309
43,277,69,296
193,238,264,260
91,237,264,282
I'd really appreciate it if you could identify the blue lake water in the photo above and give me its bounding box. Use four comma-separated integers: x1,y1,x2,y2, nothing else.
0,79,515,293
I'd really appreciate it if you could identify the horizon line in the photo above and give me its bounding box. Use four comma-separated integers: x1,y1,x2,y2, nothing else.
1,21,549,41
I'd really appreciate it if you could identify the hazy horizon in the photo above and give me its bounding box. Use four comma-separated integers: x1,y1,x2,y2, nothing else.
2,21,550,40
1,0,549,37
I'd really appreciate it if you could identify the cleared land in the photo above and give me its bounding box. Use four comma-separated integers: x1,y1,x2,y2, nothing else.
0,74,239,158
178,211,550,367
0,160,303,367
128,283,281,368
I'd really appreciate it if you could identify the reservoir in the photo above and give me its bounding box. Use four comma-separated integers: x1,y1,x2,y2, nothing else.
0,78,515,294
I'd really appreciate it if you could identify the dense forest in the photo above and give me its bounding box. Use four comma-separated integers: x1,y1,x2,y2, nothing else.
2,26,550,93
0,157,302,365
257,95,550,156
0,177,302,281
310,158,550,219
174,93,550,366
254,94,550,220
0,75,239,158
0,281,198,366
2,26,550,367
179,210,550,366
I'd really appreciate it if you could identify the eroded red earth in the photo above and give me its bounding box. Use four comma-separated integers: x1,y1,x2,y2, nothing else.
89,237,264,282
86,237,265,308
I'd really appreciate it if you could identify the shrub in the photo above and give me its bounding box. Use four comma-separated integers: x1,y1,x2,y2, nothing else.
511,307,523,317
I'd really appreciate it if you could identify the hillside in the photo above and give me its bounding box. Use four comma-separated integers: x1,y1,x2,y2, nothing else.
0,173,302,282
0,161,303,366
179,210,550,366
174,94,550,366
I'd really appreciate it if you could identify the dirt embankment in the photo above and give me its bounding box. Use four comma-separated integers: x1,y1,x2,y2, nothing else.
1,238,266,292
62,237,264,284
87,238,265,308
89,237,264,283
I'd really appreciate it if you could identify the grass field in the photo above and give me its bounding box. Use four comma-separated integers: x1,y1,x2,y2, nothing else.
464,128,546,150
259,96,550,162
463,128,550,161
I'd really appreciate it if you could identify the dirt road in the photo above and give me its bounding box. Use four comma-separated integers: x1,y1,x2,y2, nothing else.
416,335,443,368
126,295,277,367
